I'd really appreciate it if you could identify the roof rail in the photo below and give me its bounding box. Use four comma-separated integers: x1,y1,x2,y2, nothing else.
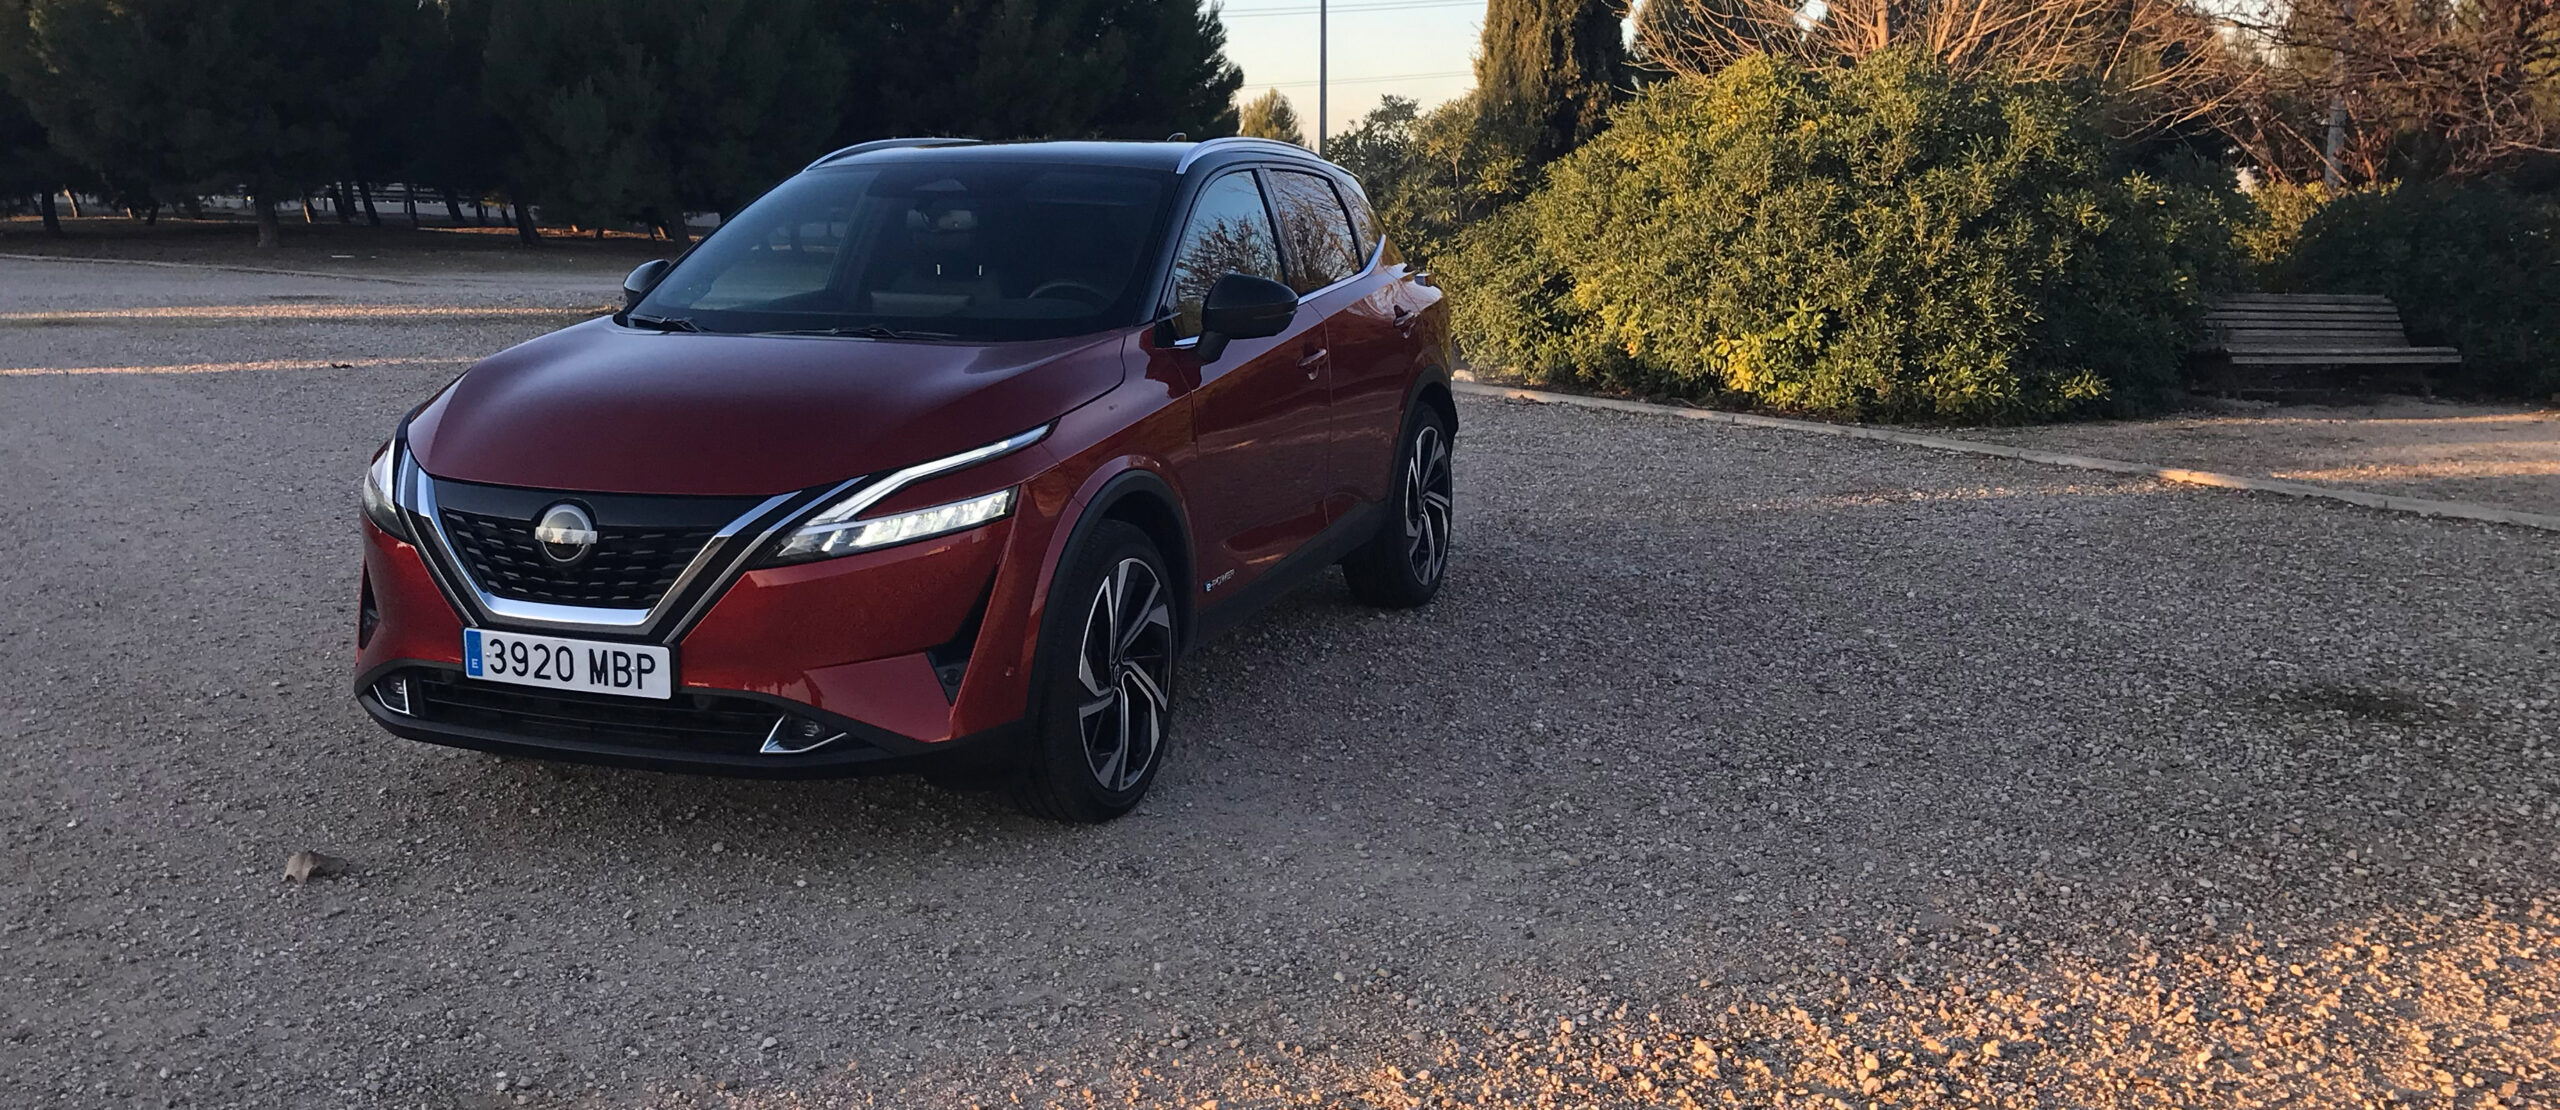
1175,136,1322,173
804,137,980,170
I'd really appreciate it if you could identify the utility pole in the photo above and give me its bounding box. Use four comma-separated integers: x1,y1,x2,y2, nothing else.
2321,0,2357,189
1318,0,1328,155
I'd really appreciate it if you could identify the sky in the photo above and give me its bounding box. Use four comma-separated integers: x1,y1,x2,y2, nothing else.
1214,0,1489,144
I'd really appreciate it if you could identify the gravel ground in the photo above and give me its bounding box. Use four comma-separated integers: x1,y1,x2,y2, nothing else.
4,253,2560,1109
1955,397,2560,518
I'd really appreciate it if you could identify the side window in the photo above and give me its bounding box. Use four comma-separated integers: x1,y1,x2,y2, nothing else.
1166,172,1283,339
1267,170,1361,294
1338,180,1382,263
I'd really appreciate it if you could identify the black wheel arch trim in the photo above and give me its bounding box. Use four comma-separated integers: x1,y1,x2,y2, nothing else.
1047,466,1198,648
1405,366,1458,439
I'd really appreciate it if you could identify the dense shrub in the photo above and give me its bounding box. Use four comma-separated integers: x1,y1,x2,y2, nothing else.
2266,184,2560,399
1443,50,2240,422
1444,203,1641,389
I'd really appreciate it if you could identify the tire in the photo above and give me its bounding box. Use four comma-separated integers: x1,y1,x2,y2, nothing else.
1342,404,1454,608
1011,520,1177,823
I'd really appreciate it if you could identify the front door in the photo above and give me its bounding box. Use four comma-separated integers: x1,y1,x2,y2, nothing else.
1264,168,1404,514
1154,168,1332,597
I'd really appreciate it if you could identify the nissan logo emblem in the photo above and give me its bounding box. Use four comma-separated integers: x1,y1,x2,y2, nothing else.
532,503,597,565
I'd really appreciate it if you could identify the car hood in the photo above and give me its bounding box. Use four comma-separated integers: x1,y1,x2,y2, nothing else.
407,318,1126,495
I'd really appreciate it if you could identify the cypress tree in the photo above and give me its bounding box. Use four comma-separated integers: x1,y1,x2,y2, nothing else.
1475,0,1628,166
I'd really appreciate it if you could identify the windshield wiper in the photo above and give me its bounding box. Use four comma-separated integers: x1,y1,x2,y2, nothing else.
624,313,701,333
754,325,959,341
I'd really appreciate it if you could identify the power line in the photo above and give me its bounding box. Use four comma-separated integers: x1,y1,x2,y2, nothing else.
1221,0,1472,10
1249,69,1473,89
1220,0,1479,17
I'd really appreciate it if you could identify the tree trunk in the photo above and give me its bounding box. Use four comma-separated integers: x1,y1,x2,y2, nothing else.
301,194,316,223
333,182,355,224
437,186,465,226
64,190,79,218
253,190,282,250
38,191,60,235
403,186,419,228
142,200,158,225
474,198,488,226
662,204,692,249
510,196,541,244
359,179,383,227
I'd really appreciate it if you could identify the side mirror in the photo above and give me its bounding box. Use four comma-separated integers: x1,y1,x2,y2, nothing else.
1195,272,1298,362
622,258,674,310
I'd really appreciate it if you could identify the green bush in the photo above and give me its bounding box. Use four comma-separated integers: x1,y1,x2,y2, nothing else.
1443,50,2240,422
1443,202,1646,392
2234,180,2334,277
2267,184,2560,399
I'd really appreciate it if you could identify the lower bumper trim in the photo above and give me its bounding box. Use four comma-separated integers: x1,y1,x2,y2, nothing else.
355,661,1020,780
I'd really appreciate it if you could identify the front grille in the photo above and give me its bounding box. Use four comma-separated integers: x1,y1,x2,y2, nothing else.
410,670,787,754
425,478,772,612
439,509,719,609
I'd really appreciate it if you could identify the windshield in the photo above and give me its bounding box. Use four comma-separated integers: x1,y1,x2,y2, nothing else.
631,161,1174,341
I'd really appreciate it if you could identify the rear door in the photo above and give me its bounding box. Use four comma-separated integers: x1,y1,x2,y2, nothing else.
1156,168,1333,595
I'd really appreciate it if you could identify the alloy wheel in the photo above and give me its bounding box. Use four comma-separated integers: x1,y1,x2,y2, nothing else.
1075,556,1174,792
1403,423,1453,585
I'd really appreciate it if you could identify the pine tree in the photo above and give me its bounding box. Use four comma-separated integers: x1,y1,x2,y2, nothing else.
7,0,394,248
399,0,515,230
1235,89,1306,146
841,0,1242,141
483,0,847,245
1476,0,1627,166
0,83,73,234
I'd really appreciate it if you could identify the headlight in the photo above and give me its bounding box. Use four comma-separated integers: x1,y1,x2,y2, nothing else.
757,425,1048,566
768,488,1016,563
361,440,411,540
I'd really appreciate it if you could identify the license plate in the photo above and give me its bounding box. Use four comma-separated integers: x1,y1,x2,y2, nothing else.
463,629,672,700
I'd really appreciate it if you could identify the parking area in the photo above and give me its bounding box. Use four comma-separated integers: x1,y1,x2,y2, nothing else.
3,253,2557,1108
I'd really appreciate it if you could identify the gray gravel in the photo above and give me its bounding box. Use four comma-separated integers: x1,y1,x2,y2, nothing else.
4,254,2559,1107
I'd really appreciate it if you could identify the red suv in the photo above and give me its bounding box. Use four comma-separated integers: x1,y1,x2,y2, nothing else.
355,138,1454,821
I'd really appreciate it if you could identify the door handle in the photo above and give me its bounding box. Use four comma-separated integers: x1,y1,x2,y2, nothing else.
1297,347,1328,379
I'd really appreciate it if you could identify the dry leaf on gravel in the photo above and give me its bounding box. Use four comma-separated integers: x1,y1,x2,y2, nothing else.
283,849,345,883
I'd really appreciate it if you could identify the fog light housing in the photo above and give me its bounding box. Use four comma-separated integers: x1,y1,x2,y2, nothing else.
372,674,412,715
760,714,848,755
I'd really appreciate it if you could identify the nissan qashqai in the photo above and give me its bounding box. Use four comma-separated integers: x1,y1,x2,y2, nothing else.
354,137,1455,821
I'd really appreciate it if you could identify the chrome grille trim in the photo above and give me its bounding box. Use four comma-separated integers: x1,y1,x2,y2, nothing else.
399,456,800,641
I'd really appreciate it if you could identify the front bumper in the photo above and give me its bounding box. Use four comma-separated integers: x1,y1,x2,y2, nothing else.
353,493,1051,777
354,663,1018,777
